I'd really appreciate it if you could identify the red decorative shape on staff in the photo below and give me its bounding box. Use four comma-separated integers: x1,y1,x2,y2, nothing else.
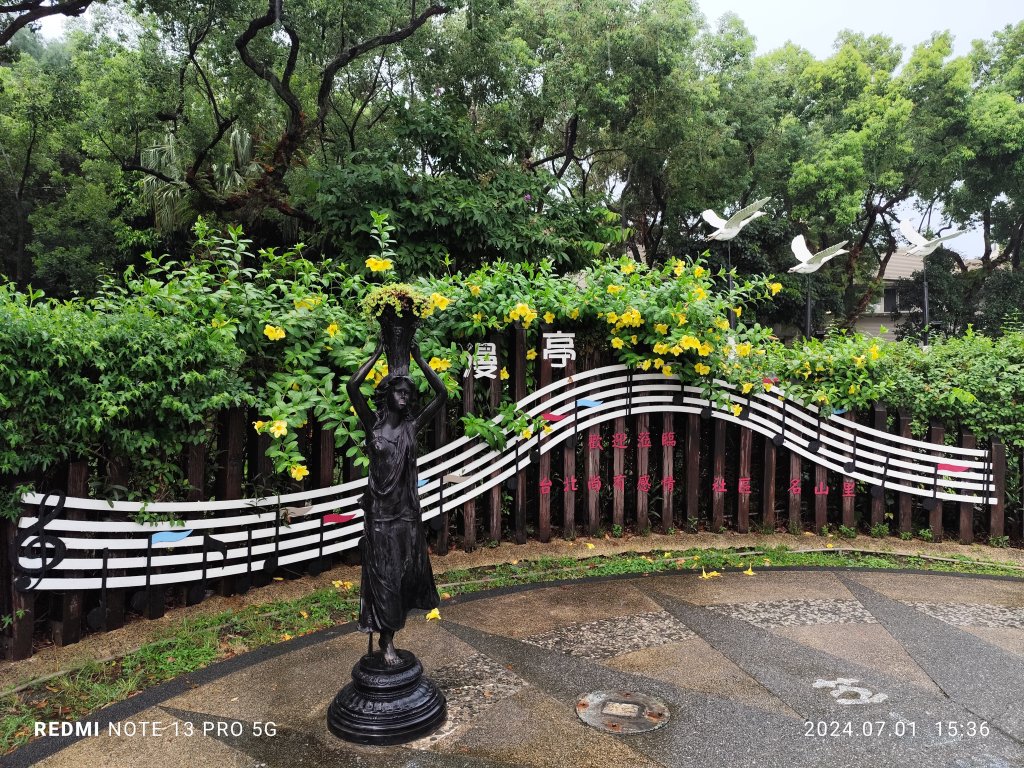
324,513,357,525
542,412,567,422
937,463,968,473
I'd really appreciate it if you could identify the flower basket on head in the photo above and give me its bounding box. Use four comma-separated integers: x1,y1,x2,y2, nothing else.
361,284,427,378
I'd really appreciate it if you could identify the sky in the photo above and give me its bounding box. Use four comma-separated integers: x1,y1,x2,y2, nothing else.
696,0,1022,59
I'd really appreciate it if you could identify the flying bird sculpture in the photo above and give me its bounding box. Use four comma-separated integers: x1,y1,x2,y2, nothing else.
701,197,772,241
788,235,849,273
899,219,963,256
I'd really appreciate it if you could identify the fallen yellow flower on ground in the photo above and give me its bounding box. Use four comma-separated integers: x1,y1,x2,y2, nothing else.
585,542,596,549
425,608,441,621
743,564,755,576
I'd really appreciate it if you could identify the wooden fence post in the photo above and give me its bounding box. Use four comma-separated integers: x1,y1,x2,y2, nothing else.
208,408,245,602
433,408,450,556
897,410,913,535
927,420,944,541
762,434,777,531
870,404,886,528
312,422,335,489
661,413,675,533
840,412,856,531
788,448,802,533
537,332,553,543
513,325,528,545
461,370,477,552
215,408,246,501
736,427,751,534
991,439,1006,541
586,423,601,536
685,414,700,528
247,408,272,488
958,428,976,544
562,357,577,540
488,333,503,543
94,456,129,632
636,413,650,533
712,420,727,531
814,463,828,534
2,517,34,660
612,415,627,532
51,460,87,646
186,440,207,502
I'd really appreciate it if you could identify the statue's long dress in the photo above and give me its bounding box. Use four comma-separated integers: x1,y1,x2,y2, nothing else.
358,417,439,634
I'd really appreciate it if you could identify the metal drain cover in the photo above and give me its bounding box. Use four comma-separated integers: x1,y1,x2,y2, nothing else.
575,690,670,734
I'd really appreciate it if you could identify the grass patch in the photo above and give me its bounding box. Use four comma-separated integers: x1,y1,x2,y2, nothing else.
3,544,1023,754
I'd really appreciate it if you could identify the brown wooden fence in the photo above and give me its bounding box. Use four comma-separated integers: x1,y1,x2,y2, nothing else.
2,326,1019,661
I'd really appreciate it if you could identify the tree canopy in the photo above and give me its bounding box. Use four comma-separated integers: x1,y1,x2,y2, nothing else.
0,0,1021,330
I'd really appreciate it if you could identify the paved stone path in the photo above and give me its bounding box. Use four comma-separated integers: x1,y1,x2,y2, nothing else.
11,568,1024,768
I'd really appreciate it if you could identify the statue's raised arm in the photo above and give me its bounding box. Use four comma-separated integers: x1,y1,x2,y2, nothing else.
412,342,447,433
346,340,384,434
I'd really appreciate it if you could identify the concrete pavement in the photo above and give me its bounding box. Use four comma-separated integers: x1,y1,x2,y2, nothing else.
10,567,1024,768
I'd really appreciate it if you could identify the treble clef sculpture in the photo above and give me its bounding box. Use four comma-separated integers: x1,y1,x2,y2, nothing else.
12,491,68,592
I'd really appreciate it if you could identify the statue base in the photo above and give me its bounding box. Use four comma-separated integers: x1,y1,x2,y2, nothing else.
326,649,446,745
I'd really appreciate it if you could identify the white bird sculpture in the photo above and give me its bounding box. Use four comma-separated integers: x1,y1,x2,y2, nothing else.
701,197,772,241
788,235,849,274
899,218,963,256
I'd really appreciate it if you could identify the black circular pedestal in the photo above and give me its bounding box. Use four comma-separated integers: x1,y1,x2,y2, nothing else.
327,649,446,745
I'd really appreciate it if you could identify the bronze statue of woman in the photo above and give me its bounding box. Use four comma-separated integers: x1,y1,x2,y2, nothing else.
346,302,446,666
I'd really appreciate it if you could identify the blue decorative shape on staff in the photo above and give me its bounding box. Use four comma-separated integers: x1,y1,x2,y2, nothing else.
151,530,194,545
417,479,428,488
576,398,603,407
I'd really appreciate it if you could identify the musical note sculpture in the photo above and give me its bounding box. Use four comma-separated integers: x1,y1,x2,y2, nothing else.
326,286,448,745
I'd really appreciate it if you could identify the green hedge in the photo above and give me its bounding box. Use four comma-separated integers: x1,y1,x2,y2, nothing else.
2,218,1022,518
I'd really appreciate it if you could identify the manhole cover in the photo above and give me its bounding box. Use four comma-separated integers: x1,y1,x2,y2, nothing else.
575,691,670,734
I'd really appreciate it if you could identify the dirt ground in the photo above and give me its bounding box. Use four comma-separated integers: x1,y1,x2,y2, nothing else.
3,531,1022,692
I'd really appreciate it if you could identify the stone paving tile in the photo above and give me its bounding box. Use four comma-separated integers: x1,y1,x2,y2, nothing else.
445,687,664,768
771,624,942,693
407,652,527,750
961,626,1024,656
845,571,1024,607
706,598,877,628
440,580,662,638
645,570,855,605
604,638,801,719
909,602,1024,629
521,610,695,660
